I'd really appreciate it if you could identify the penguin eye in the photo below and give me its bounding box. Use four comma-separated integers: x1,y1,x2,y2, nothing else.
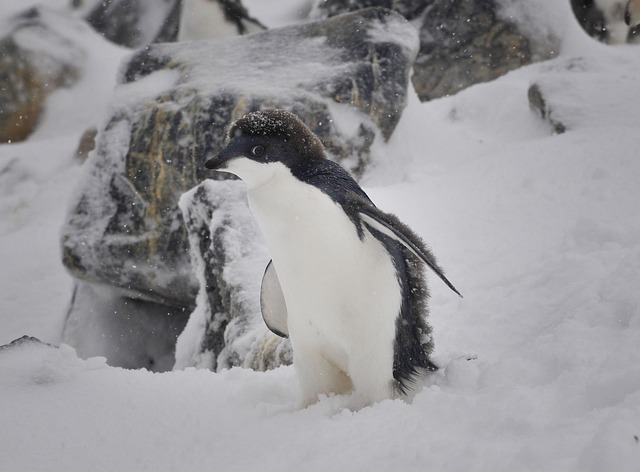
250,145,265,157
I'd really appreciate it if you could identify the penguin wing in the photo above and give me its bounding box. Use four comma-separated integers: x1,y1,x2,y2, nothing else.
260,260,289,338
347,194,463,298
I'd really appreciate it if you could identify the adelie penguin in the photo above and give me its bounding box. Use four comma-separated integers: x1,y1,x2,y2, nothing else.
205,109,461,408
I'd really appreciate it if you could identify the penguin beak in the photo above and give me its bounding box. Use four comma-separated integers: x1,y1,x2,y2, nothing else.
204,154,225,170
204,145,235,171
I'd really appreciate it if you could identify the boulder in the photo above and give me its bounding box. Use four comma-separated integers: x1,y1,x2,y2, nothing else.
412,0,533,101
62,282,189,372
61,7,418,369
312,0,538,101
0,7,85,142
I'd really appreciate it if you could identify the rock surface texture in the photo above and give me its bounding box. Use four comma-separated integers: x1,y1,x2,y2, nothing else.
0,7,85,142
174,181,292,372
312,0,542,101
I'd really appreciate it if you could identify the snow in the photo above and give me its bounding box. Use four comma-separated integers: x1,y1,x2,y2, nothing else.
1,1,640,471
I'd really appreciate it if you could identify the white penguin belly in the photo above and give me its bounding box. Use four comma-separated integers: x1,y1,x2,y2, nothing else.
247,167,402,390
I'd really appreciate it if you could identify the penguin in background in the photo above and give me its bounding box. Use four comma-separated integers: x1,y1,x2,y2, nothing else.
626,0,640,27
205,109,462,408
178,0,266,41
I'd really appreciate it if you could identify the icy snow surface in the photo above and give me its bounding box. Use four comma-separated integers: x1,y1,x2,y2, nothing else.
1,1,640,471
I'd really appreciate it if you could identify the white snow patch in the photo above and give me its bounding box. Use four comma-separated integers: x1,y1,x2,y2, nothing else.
1,1,640,471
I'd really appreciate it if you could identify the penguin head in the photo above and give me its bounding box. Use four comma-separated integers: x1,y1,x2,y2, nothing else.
205,109,326,187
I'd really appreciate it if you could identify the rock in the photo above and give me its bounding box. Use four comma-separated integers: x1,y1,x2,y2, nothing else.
122,6,417,144
0,335,52,352
0,7,85,142
174,181,292,371
63,5,415,309
311,0,427,24
312,0,539,101
74,126,98,161
0,333,111,388
528,83,566,134
525,53,628,135
61,7,418,320
63,281,189,371
83,0,182,48
413,0,533,101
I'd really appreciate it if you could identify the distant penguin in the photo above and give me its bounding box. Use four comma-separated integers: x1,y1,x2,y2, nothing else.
625,0,640,26
205,109,461,408
178,0,265,41
571,0,634,43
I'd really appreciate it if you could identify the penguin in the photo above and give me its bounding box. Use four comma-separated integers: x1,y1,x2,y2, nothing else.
626,0,640,27
178,0,266,42
204,109,461,408
571,0,633,43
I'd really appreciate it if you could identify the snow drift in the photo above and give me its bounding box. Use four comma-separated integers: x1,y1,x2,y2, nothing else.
1,0,639,471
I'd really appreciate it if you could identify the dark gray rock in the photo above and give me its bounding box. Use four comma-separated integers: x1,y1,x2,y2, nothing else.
413,0,533,101
0,335,52,352
63,281,189,371
83,0,182,48
528,83,566,135
74,126,98,161
174,181,292,371
61,7,417,369
0,7,85,142
313,0,539,101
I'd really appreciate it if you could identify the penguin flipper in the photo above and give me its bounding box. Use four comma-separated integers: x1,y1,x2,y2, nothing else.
260,260,289,338
356,205,463,298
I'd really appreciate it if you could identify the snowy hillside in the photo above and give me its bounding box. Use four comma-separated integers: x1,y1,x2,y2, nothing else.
1,1,640,471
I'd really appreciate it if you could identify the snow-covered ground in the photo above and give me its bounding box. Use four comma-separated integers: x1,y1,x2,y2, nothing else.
1,1,640,471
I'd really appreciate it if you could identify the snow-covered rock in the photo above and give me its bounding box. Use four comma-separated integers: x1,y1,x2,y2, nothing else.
528,48,640,134
2,1,640,470
0,7,85,142
412,0,536,101
312,0,548,101
62,281,188,371
175,181,292,371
